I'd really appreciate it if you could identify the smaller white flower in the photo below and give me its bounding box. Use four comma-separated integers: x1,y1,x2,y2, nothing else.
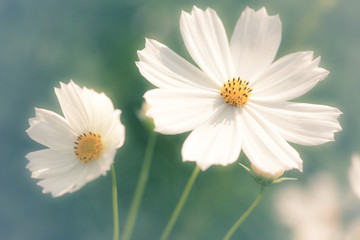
26,81,125,197
349,154,360,199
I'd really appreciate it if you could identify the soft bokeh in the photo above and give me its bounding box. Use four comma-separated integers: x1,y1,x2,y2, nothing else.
0,0,358,239
349,154,360,199
274,173,343,240
274,172,360,240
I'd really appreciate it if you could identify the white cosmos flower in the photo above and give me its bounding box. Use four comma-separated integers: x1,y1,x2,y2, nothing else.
26,81,125,197
136,6,342,173
349,154,360,199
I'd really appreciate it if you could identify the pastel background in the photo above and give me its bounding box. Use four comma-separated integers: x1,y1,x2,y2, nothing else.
1,0,358,239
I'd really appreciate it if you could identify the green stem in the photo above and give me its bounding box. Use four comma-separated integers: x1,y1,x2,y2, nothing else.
121,132,157,240
160,165,201,240
111,164,119,240
222,186,265,240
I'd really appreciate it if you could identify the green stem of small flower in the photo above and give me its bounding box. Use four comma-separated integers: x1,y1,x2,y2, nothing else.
222,186,265,240
121,132,157,240
160,165,201,240
111,164,119,240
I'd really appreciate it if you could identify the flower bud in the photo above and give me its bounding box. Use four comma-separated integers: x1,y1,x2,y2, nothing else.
251,164,284,180
137,101,155,131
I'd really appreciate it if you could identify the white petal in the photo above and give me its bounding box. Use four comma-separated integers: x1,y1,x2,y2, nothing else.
144,88,221,134
349,154,360,199
26,149,86,197
230,7,281,81
26,149,77,179
54,81,90,133
26,108,76,150
180,6,233,83
137,39,219,90
26,149,110,197
248,102,342,146
102,109,125,149
37,164,88,197
81,87,115,133
251,51,329,101
55,81,125,144
181,106,242,170
81,88,125,148
241,106,302,174
94,147,117,174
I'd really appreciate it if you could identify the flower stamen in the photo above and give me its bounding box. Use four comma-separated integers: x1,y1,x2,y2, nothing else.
220,77,252,107
74,131,103,163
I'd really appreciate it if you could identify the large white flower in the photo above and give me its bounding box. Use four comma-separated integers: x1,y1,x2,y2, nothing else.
136,6,342,173
349,154,360,199
26,81,125,197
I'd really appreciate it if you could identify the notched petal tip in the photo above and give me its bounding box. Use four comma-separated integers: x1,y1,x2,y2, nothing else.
144,37,154,47
180,9,192,24
183,5,208,20
41,188,47,195
142,90,152,100
114,108,122,116
257,7,268,14
336,108,343,115
59,81,68,89
256,6,279,20
197,163,209,171
303,51,314,60
136,39,149,54
243,6,275,18
243,6,254,13
180,9,188,17
191,5,201,13
27,111,40,128
135,61,141,67
297,163,304,172
56,80,80,99
67,80,77,87
317,67,329,76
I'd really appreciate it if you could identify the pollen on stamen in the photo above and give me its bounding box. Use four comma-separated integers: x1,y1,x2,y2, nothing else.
73,131,103,164
220,77,253,107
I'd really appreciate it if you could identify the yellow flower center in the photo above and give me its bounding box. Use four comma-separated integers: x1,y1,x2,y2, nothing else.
74,131,103,164
220,77,252,107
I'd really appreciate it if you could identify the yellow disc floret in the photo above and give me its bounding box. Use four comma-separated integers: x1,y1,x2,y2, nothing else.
74,131,103,164
220,77,252,107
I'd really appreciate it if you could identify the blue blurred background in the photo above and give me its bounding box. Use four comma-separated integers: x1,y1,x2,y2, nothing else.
0,0,359,239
